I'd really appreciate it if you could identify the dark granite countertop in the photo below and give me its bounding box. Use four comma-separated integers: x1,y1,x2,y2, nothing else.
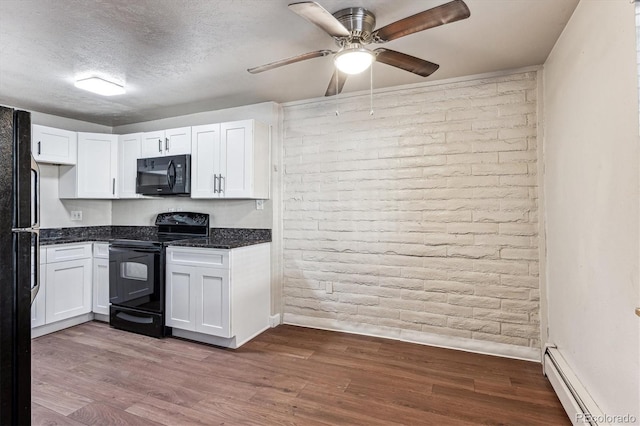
168,228,271,249
40,226,271,248
167,237,271,249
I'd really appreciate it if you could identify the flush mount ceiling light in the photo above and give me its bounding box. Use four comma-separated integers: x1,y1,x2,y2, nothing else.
334,43,375,75
74,76,125,96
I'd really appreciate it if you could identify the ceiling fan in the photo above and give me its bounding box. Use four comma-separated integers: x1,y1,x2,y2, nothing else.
247,0,470,96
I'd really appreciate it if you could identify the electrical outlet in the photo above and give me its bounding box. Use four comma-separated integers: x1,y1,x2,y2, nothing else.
256,200,264,210
70,211,82,221
325,282,333,294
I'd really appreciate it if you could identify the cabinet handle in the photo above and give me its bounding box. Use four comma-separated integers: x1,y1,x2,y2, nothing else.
220,174,224,194
165,137,169,152
37,141,41,155
213,175,218,193
158,139,162,153
112,178,116,195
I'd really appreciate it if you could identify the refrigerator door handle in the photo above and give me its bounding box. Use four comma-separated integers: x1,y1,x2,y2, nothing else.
30,230,40,305
31,154,40,228
11,228,40,305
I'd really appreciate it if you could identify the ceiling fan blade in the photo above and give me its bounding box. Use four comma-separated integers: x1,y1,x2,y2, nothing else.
374,48,439,77
247,50,333,74
289,2,351,38
325,69,348,96
373,0,470,43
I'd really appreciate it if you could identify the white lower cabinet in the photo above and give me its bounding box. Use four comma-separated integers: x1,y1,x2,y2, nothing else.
166,256,231,338
166,243,270,348
32,243,93,335
92,243,110,315
45,258,92,323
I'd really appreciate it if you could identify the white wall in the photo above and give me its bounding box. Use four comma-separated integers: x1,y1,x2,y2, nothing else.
543,0,639,419
282,70,541,360
31,112,113,228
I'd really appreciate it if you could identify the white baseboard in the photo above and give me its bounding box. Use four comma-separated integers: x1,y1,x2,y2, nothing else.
269,314,281,328
283,314,540,362
31,313,93,339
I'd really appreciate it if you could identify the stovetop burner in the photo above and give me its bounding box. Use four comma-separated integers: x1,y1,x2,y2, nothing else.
111,212,210,247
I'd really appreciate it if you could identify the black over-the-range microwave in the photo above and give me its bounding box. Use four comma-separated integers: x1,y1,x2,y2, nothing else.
136,154,191,196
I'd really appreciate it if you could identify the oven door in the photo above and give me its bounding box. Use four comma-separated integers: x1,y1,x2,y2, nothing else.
109,246,162,312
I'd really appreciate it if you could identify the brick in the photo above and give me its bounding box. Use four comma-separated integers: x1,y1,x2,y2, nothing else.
474,260,529,275
473,308,529,324
400,311,447,327
474,285,531,300
379,298,425,311
446,152,498,165
424,301,473,317
472,139,528,153
448,270,500,285
500,248,538,261
378,318,423,331
501,323,540,339
357,306,400,319
473,211,528,223
338,294,379,306
447,246,498,259
472,163,528,176
448,294,501,309
500,275,539,289
448,317,500,334
402,288,451,300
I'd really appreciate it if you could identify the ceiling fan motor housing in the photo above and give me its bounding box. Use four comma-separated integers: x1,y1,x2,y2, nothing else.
332,7,376,44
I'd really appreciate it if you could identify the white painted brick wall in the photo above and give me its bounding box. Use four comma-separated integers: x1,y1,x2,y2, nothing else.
282,71,540,351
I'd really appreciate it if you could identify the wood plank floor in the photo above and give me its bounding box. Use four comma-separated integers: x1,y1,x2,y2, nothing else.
32,322,570,425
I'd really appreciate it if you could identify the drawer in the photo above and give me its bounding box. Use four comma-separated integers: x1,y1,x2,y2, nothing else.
93,242,109,259
46,243,92,263
166,247,229,269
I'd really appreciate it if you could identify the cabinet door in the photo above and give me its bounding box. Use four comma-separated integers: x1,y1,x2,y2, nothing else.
77,133,118,198
45,258,92,324
220,120,253,198
165,263,196,331
196,268,231,337
31,263,46,328
32,124,77,165
141,130,165,158
190,124,221,198
118,133,142,198
165,127,191,156
93,258,110,315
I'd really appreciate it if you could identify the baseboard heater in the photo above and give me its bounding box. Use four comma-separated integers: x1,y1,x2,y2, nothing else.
544,346,608,426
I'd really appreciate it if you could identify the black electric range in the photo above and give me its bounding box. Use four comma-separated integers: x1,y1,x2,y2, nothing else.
109,212,209,337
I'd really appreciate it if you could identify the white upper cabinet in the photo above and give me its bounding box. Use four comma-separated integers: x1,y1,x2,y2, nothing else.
190,124,221,198
118,133,142,199
191,119,270,199
141,127,191,157
32,124,77,165
59,133,118,199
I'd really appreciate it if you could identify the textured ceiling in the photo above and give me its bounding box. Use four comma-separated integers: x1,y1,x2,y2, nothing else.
0,0,579,126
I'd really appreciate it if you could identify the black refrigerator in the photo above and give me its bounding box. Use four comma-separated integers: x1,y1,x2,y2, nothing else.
0,105,40,425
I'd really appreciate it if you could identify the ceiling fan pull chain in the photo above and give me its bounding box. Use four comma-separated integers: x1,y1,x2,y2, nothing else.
335,69,340,116
370,64,374,116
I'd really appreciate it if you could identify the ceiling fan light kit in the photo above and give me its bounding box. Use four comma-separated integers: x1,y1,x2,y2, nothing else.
248,0,470,97
334,43,375,75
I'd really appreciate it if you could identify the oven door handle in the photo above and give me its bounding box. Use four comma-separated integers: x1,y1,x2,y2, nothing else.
109,246,161,254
